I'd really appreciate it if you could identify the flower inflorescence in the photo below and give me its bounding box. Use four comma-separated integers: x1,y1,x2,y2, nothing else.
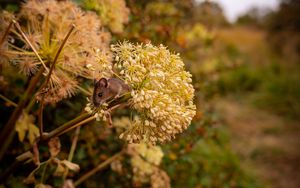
111,42,196,144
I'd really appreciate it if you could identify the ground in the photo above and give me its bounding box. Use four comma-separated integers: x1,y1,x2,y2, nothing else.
216,99,300,188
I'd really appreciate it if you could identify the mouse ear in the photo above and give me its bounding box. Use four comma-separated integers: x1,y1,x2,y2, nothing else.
99,78,108,88
93,79,97,86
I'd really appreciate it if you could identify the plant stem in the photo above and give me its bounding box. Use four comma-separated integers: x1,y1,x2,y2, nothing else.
63,126,81,180
25,96,37,112
42,112,91,140
39,24,75,91
68,126,80,162
41,161,49,183
38,97,45,139
37,24,75,139
54,116,95,138
0,94,17,107
74,150,124,186
0,67,45,161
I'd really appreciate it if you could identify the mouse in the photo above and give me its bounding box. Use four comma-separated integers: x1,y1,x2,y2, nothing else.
93,77,131,107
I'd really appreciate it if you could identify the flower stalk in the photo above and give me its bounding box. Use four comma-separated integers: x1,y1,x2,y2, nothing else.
38,24,75,139
63,126,81,180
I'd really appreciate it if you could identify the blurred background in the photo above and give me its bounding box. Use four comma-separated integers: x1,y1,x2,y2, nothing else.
0,0,299,187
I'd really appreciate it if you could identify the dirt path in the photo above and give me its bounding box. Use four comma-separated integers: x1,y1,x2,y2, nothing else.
215,99,300,188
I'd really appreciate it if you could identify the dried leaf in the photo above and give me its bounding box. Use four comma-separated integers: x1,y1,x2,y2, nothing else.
61,160,80,172
48,137,61,157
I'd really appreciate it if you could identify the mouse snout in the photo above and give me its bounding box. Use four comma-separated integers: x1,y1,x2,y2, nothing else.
93,101,100,107
92,94,101,107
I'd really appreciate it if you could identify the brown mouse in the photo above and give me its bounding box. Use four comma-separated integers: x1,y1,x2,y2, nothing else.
93,77,131,107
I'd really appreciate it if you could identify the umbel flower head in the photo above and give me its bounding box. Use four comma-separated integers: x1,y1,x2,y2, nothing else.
87,42,196,144
2,0,112,103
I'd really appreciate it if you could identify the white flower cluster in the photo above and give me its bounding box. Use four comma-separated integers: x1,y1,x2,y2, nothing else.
127,143,165,184
84,98,108,122
112,42,196,144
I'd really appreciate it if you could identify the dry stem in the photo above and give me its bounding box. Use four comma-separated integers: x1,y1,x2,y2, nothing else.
63,126,81,180
38,24,75,139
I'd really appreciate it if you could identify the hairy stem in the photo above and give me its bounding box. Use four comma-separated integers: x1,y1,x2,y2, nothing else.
74,150,124,186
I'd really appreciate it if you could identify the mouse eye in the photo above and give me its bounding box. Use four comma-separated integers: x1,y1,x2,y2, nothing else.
98,92,103,97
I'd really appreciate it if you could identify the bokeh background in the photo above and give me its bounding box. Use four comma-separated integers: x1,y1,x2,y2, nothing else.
0,0,299,187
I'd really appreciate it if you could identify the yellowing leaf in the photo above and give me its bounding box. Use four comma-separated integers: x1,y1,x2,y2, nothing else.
15,112,38,143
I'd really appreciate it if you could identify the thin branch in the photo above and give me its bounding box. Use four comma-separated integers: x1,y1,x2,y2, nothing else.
63,126,81,180
74,150,124,186
12,20,49,72
41,24,75,90
37,24,75,139
42,112,91,141
55,116,95,138
0,94,17,107
38,96,45,139
68,126,80,161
